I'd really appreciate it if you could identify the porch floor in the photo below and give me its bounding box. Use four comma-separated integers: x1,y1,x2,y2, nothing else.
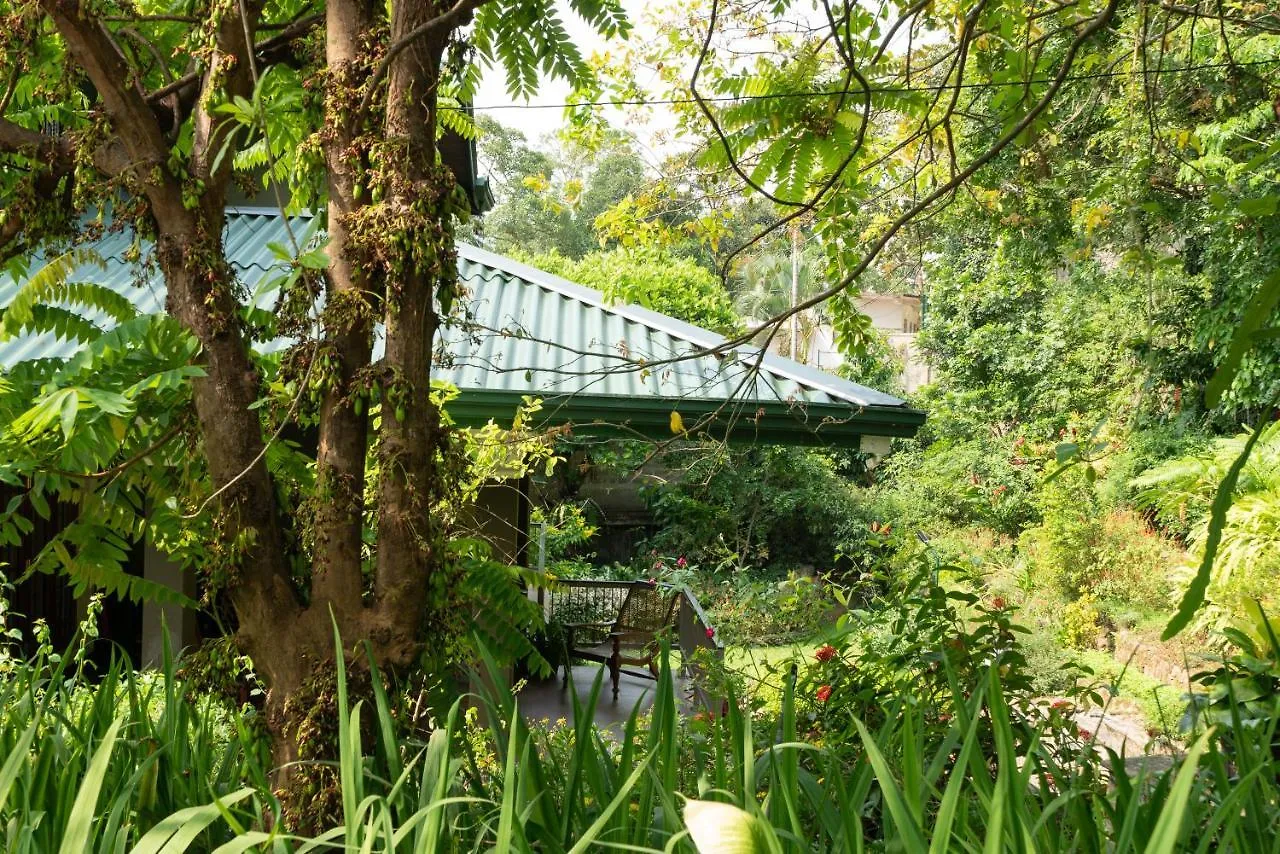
518,663,693,728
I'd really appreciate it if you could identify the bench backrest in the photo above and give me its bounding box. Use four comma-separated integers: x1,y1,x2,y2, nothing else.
615,584,682,634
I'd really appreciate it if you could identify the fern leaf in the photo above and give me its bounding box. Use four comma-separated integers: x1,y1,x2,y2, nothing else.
0,249,107,341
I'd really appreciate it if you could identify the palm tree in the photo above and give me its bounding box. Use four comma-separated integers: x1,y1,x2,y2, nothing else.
733,232,828,363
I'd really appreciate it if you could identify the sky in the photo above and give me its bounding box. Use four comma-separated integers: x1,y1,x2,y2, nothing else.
471,0,661,147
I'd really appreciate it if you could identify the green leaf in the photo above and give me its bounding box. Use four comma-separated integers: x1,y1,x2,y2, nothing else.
1143,730,1213,854
59,716,123,854
1237,195,1278,218
683,800,777,854
1205,270,1280,409
1163,420,1270,640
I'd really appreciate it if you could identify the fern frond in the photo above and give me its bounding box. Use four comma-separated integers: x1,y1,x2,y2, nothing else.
28,522,198,607
0,249,134,342
14,305,104,344
454,541,552,676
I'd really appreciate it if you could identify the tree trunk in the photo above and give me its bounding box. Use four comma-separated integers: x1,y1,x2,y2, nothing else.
40,0,471,804
311,0,378,619
372,0,456,657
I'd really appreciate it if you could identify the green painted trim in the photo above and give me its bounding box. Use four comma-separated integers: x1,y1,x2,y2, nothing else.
448,388,924,447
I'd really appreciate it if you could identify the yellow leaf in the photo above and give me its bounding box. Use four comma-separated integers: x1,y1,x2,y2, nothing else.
669,410,685,435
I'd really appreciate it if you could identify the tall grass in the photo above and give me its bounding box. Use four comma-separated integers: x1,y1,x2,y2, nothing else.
2,623,1278,850
0,628,265,852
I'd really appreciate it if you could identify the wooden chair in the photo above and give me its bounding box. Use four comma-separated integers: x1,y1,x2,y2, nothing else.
563,583,682,700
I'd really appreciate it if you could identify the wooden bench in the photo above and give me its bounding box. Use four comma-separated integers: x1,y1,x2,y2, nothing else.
563,582,682,700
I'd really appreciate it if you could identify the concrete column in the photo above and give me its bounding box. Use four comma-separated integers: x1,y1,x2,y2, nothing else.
141,543,198,667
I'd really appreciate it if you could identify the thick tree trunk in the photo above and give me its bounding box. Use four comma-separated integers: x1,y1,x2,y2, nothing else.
311,0,379,618
41,0,472,804
372,0,455,658
154,225,308,681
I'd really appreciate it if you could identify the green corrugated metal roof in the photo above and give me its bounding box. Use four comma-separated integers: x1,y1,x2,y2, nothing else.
0,209,924,445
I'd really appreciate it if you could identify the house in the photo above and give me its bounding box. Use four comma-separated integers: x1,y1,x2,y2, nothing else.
804,292,932,393
0,210,924,663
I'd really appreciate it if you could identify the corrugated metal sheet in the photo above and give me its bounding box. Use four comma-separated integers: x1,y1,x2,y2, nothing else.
0,209,923,441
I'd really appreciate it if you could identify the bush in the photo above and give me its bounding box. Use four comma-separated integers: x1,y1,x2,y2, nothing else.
641,445,873,574
697,574,841,647
518,247,742,335
878,436,1041,537
1017,465,1103,600
1057,595,1102,650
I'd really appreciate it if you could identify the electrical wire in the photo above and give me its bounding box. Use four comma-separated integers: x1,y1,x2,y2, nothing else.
448,57,1280,111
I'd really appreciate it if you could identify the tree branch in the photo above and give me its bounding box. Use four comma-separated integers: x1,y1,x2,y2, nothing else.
352,0,491,126
0,117,58,156
144,14,322,114
39,0,183,217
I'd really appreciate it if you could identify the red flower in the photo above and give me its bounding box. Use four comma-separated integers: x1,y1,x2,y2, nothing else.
1078,727,1093,741
991,596,1006,610
705,627,715,640
1050,700,1072,712
676,556,687,568
816,685,832,703
814,644,837,663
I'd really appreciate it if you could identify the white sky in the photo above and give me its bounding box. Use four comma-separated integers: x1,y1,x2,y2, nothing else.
472,0,666,148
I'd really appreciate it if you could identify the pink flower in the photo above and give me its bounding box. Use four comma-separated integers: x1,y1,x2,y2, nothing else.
705,627,715,640
991,596,1006,610
676,556,687,568
647,577,657,586
1078,728,1093,741
816,685,832,703
814,644,837,663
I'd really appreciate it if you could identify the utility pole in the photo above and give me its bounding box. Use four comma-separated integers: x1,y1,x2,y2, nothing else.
790,224,801,362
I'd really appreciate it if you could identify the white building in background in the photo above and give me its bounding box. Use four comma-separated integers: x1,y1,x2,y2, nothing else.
802,293,931,393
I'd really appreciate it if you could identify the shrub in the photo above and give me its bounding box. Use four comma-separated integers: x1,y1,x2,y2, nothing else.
1132,420,1280,618
641,445,872,573
796,555,1087,754
1017,465,1103,599
1188,599,1280,752
697,574,840,646
1057,595,1102,650
518,247,742,335
878,436,1041,537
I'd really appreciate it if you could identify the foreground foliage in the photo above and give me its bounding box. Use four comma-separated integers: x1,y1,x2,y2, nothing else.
3,574,1279,851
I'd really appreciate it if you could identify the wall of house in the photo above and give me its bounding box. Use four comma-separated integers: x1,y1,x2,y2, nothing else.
854,294,921,333
460,479,530,566
804,294,931,393
141,544,199,666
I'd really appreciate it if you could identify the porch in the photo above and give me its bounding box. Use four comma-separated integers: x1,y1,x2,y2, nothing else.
518,578,722,727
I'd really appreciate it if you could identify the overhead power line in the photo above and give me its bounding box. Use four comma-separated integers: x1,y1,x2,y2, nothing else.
453,57,1280,112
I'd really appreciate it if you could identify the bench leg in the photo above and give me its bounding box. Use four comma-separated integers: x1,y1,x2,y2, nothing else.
609,637,621,701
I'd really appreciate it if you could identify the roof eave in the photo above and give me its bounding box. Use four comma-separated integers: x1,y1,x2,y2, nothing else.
448,388,925,448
